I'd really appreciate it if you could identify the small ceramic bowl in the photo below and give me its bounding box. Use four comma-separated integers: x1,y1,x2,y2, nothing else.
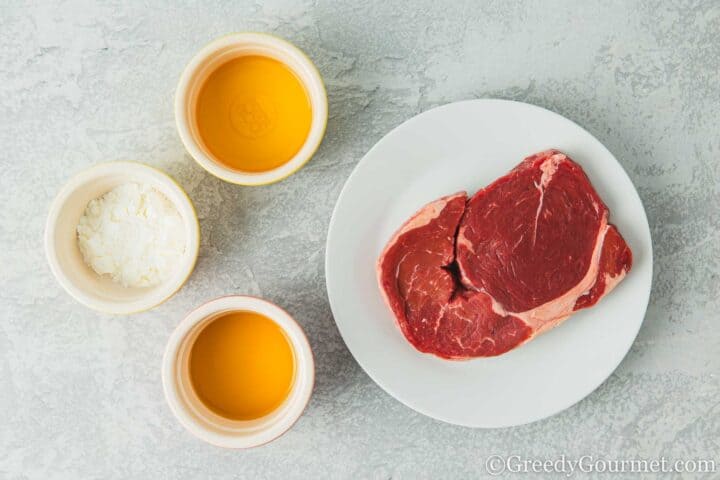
175,32,328,186
44,162,200,315
162,295,315,448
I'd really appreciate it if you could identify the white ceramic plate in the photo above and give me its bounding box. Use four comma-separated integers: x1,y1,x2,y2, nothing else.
325,99,652,428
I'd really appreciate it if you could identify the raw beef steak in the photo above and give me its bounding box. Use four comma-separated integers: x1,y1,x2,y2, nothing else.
377,150,632,359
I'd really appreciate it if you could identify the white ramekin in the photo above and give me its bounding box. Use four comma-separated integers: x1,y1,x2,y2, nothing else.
175,32,328,186
162,295,315,448
44,162,200,315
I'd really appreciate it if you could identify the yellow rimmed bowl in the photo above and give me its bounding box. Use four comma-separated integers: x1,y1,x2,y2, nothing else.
162,295,315,448
44,162,200,315
174,32,328,186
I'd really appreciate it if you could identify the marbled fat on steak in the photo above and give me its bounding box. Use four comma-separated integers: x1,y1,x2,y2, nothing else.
377,150,632,359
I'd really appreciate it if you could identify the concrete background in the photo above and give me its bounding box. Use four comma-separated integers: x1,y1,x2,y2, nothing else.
1,0,718,478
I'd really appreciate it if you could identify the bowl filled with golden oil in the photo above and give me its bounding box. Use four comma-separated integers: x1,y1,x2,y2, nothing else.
162,295,314,448
175,33,327,185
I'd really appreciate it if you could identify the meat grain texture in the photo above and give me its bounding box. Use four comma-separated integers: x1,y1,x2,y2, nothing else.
377,150,633,359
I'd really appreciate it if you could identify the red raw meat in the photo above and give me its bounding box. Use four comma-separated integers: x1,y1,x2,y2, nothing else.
377,150,632,359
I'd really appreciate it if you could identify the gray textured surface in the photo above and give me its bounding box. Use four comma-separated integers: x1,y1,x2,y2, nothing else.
1,1,719,478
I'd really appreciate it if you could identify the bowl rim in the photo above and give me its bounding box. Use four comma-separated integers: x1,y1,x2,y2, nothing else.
174,32,328,186
161,295,315,448
44,161,200,315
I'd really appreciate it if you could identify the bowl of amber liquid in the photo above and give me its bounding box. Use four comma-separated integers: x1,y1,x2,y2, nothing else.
162,295,314,448
175,33,327,185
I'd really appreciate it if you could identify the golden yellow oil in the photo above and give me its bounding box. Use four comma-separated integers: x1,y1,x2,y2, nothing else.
195,55,312,172
189,311,295,421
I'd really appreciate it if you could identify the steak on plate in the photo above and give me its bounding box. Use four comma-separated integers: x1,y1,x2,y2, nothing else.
377,150,632,359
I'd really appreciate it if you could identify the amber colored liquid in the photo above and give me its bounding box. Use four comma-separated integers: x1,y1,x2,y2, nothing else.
189,311,296,421
195,55,312,172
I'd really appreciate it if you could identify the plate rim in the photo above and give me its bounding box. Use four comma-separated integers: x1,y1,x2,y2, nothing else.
325,98,653,428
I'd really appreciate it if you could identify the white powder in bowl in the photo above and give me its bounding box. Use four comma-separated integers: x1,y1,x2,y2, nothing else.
77,183,187,288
